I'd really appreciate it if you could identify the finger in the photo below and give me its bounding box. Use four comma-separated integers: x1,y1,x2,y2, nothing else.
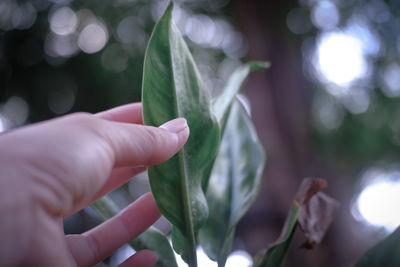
66,193,160,267
92,166,146,202
118,250,158,267
95,103,143,124
101,117,189,167
72,166,147,215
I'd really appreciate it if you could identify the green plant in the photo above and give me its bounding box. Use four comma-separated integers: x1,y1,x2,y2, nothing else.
91,3,341,267
140,4,269,266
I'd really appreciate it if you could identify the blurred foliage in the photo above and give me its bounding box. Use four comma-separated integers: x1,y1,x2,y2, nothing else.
4,0,399,169
290,0,400,173
0,0,240,127
2,0,399,172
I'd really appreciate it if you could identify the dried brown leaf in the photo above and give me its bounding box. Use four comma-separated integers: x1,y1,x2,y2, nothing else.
295,178,339,248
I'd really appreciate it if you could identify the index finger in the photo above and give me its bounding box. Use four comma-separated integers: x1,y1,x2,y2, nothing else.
95,102,143,124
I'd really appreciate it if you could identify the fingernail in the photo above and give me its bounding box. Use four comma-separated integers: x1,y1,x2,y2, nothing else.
160,118,188,134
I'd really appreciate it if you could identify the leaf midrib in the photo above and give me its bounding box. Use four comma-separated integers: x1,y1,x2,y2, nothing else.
168,16,197,265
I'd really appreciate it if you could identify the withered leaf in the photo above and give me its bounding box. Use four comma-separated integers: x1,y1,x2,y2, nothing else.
296,178,339,248
253,178,339,267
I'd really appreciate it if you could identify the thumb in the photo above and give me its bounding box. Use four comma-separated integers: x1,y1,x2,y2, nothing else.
101,117,189,167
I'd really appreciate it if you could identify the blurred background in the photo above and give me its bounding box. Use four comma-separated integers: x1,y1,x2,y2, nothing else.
1,0,400,266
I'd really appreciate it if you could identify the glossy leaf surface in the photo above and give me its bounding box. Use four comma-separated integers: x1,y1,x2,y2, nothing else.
91,196,178,267
355,226,400,267
212,61,269,132
141,3,220,265
199,101,265,266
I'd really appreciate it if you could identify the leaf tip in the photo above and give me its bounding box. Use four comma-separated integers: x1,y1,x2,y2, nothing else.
166,1,174,11
157,1,174,24
295,177,327,205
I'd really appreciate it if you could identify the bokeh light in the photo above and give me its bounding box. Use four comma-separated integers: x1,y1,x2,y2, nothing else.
45,33,79,58
312,92,345,131
308,13,381,119
78,22,108,54
225,250,253,267
2,96,29,127
47,87,76,115
353,168,400,231
381,63,400,98
185,15,216,47
0,1,37,31
315,32,367,87
117,16,147,50
342,86,371,114
311,0,339,30
49,6,78,36
0,115,5,133
0,96,29,132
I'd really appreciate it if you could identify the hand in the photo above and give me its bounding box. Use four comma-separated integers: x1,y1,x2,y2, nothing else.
0,103,189,267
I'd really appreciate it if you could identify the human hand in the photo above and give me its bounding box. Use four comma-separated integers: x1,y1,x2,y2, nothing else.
0,103,189,267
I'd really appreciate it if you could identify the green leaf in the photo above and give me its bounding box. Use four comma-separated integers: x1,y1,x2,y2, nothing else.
91,196,178,267
132,227,178,267
141,3,220,265
201,61,268,191
198,101,265,266
253,202,300,267
254,178,338,267
212,61,269,133
355,226,400,267
171,226,189,261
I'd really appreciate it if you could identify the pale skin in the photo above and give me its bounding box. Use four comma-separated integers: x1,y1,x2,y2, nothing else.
0,103,190,267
